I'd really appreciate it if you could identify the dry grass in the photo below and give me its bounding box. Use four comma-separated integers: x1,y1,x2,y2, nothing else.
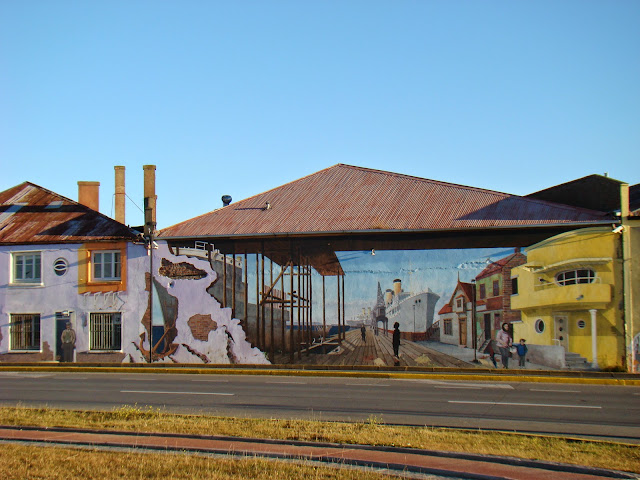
0,443,397,480
1,406,638,474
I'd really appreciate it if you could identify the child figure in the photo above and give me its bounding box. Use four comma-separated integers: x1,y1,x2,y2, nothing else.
516,338,528,368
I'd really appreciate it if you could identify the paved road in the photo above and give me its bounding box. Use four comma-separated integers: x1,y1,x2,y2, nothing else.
1,372,639,443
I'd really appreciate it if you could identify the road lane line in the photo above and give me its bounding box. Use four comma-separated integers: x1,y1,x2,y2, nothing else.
190,379,230,383
530,388,580,393
435,386,482,390
266,381,307,384
449,401,601,409
345,383,389,387
121,390,234,396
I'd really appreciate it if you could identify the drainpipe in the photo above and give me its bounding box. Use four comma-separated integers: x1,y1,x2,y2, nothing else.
619,183,634,372
589,309,599,370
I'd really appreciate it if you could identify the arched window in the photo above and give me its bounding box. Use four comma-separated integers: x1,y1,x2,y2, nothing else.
555,269,596,286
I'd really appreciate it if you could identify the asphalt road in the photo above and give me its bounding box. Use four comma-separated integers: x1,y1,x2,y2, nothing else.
1,371,639,443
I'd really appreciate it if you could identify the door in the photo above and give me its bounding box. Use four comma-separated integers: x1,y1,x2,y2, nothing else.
554,315,569,349
483,314,492,342
459,318,467,346
55,312,70,362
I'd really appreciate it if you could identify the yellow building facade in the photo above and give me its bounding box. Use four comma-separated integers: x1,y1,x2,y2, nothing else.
511,227,625,369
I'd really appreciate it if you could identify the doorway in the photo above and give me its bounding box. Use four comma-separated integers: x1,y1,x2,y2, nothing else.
55,312,71,362
459,318,467,346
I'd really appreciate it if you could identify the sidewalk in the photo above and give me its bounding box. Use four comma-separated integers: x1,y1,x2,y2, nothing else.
418,340,550,370
0,425,635,480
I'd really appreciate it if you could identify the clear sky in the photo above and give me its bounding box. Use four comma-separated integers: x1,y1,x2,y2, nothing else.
1,0,638,229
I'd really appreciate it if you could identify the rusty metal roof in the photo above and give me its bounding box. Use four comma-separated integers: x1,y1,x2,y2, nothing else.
158,164,612,240
0,182,139,245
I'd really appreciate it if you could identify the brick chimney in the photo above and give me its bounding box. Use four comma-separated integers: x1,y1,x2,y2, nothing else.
114,166,125,224
78,181,100,211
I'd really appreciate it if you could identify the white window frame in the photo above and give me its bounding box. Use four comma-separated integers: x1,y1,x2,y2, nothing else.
10,313,41,351
555,269,596,286
91,250,121,281
11,251,42,285
89,312,122,351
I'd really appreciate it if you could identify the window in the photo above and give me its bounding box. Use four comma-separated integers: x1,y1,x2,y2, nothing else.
54,258,69,276
90,312,122,350
479,284,486,299
556,269,595,286
92,251,121,281
535,319,545,333
12,252,41,284
456,298,463,310
577,319,586,329
443,319,452,335
10,314,41,350
511,277,518,295
492,280,500,297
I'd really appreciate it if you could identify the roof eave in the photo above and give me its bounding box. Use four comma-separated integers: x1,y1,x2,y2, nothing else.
157,220,614,241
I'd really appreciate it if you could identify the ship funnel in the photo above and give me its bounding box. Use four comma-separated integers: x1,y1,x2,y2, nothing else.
393,279,402,296
385,289,393,304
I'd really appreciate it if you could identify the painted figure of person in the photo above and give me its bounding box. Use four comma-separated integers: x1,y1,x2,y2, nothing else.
61,322,76,363
484,339,498,368
392,321,401,364
361,325,366,342
496,322,512,369
516,338,528,368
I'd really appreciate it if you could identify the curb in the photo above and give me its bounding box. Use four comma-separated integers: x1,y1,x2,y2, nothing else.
1,364,639,385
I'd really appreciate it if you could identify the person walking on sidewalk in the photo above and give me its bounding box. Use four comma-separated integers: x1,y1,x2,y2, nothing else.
496,322,512,369
361,325,366,342
516,338,528,368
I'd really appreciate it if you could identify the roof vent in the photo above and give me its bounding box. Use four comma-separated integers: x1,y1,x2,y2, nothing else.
222,195,232,207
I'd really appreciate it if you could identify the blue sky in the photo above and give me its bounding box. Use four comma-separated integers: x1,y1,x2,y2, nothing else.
1,0,638,229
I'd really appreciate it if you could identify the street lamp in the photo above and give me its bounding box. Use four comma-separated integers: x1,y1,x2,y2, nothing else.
471,279,480,364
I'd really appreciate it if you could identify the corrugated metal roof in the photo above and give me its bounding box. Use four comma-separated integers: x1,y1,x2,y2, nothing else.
158,164,612,239
0,182,139,245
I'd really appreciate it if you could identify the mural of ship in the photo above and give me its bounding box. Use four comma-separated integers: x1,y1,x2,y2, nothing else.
383,279,440,339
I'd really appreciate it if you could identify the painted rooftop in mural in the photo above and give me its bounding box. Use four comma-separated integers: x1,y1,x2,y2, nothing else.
158,164,612,239
0,182,138,244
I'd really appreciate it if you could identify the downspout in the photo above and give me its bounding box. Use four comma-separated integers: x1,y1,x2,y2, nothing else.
619,183,633,372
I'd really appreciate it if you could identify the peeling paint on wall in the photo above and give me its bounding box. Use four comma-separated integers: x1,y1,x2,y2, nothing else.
145,242,269,364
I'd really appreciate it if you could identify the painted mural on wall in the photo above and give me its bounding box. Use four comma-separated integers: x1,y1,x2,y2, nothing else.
135,242,269,364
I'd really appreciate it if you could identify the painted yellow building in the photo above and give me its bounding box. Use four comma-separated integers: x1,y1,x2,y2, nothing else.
511,226,625,369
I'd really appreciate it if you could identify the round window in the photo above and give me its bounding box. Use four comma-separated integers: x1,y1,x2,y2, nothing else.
54,258,68,276
577,319,586,329
535,319,545,334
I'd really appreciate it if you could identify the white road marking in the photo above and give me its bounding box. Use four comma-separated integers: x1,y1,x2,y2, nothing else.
190,379,230,383
121,390,234,396
435,386,482,390
530,388,580,393
266,381,307,385
393,379,514,389
345,383,389,387
449,401,601,409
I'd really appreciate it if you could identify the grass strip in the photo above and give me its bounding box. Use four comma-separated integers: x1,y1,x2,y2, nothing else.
0,443,401,480
0,406,638,474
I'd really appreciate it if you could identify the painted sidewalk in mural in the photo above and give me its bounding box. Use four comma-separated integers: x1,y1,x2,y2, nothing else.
273,328,473,367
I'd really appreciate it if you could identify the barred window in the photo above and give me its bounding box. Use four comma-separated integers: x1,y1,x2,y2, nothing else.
10,314,41,350
90,312,122,350
92,251,121,281
556,269,596,286
12,252,41,284
492,280,500,297
444,319,452,335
